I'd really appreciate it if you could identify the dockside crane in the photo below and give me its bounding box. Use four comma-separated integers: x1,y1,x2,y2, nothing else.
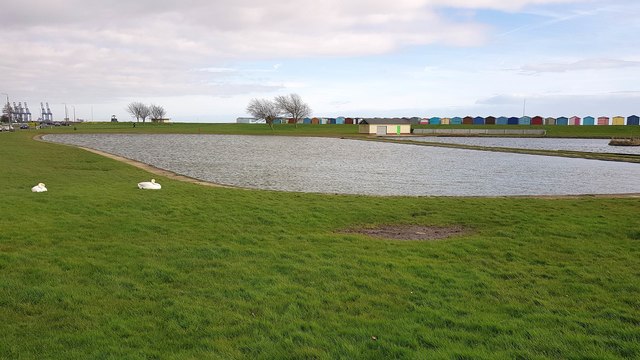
24,102,32,122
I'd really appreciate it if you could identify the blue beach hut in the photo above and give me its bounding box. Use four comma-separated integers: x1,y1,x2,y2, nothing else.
519,116,531,125
556,117,569,125
450,117,462,125
473,116,485,125
303,117,312,124
336,116,345,124
429,117,441,125
507,117,519,125
582,116,595,126
496,116,508,125
627,115,640,125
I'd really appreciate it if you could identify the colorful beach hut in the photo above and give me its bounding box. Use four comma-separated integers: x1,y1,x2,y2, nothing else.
303,117,312,124
519,116,531,125
612,116,625,125
496,116,508,125
507,117,519,125
485,116,496,125
597,116,609,126
473,116,485,125
419,118,429,125
311,117,320,124
582,116,595,126
531,116,543,125
429,117,441,125
556,117,569,125
345,118,354,124
544,117,556,125
450,117,463,125
335,116,345,124
441,117,451,125
463,116,473,125
570,116,581,126
627,115,639,125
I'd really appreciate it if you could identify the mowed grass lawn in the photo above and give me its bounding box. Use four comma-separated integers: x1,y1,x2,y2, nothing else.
1,130,639,359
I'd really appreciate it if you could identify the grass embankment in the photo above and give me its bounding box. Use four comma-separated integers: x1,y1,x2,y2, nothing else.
1,131,639,358
31,121,640,138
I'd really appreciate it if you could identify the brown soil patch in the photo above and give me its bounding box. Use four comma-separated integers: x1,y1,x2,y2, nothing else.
342,225,468,241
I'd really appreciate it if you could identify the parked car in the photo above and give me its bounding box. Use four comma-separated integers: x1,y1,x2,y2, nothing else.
20,124,29,129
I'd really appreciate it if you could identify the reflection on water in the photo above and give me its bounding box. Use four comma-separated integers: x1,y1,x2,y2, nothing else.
44,134,640,196
401,137,640,155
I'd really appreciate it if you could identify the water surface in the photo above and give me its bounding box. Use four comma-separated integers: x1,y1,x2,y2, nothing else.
44,134,640,196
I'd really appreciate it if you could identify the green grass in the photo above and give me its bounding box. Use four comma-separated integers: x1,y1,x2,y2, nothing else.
26,121,640,138
1,130,639,359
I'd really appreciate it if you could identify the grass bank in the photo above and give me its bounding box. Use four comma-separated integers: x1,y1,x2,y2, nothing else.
1,130,639,359
24,121,640,138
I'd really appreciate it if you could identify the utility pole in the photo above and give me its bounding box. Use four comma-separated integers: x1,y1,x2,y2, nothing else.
72,105,76,122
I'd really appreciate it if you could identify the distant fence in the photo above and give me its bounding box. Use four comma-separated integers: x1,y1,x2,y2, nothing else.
413,129,546,136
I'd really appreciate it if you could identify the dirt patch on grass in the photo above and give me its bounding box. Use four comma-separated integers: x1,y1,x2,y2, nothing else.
342,225,468,241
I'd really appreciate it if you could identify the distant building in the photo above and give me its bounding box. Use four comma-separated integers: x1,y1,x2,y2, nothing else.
236,117,265,124
359,118,411,135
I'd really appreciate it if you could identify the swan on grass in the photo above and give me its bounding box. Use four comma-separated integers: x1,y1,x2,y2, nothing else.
31,183,47,192
137,179,161,190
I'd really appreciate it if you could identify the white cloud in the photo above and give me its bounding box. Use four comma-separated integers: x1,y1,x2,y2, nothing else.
0,0,622,122
520,58,640,74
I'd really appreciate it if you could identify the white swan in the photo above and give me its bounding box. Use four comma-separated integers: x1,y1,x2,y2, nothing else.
31,183,48,192
137,179,161,190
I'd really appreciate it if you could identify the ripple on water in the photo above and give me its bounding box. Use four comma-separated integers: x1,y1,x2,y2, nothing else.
44,134,640,196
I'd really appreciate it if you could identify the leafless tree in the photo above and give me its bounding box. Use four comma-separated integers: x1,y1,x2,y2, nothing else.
274,93,311,127
246,98,281,129
126,102,147,122
149,104,167,121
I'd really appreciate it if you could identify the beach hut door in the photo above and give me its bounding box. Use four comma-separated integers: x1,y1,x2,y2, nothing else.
376,126,387,135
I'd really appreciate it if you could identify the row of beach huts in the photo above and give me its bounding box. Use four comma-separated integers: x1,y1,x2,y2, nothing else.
238,115,640,126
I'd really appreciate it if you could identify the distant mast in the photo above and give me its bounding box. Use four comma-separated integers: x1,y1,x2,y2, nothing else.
523,98,526,117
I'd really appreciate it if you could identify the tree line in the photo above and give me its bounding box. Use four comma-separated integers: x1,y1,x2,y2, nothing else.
127,102,167,122
246,93,311,129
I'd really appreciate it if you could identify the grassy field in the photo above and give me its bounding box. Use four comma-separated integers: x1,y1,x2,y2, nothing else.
25,120,640,138
1,128,639,359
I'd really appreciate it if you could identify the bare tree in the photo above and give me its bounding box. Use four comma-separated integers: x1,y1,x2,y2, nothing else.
246,98,281,129
274,93,311,127
149,104,167,121
139,104,150,123
126,102,146,122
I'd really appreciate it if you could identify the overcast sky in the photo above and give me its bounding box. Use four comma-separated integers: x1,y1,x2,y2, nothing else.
1,0,638,122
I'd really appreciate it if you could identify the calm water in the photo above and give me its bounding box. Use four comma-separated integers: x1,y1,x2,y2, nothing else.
44,134,640,196
402,137,640,155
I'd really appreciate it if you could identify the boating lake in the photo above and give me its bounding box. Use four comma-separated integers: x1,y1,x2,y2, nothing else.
399,137,640,155
44,134,640,196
